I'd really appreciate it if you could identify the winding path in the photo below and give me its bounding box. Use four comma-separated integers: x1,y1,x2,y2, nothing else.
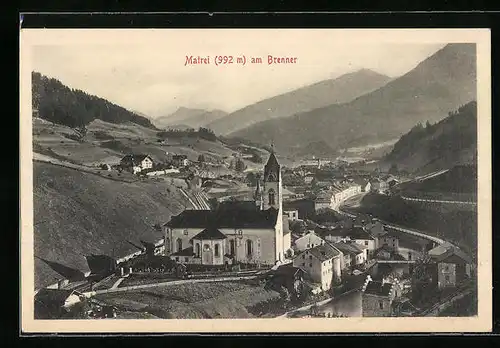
400,195,477,206
338,194,446,246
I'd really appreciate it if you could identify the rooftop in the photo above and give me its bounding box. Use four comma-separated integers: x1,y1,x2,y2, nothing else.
165,206,279,229
428,244,472,264
333,241,365,255
346,226,375,241
170,246,195,257
35,288,79,308
364,280,394,297
300,242,341,262
120,154,151,164
192,227,227,241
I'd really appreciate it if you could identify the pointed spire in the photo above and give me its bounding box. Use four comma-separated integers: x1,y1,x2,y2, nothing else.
254,179,261,199
270,141,275,154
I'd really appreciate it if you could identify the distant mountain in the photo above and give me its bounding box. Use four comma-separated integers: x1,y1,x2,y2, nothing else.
154,107,228,129
295,141,337,158
383,101,477,174
207,69,392,135
230,43,477,156
32,72,156,129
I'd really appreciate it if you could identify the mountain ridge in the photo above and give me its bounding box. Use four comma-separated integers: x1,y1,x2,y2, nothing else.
207,68,392,135
32,72,156,129
153,107,228,129
382,100,477,174
229,43,477,156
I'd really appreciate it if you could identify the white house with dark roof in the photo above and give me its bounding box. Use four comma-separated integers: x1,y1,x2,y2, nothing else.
294,231,325,253
164,151,291,266
292,242,342,292
120,154,154,174
361,276,403,317
333,241,368,269
428,244,472,289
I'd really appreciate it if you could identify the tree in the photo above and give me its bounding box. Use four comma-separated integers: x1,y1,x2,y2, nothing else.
251,153,263,163
279,286,291,308
389,163,398,175
411,255,436,306
235,158,247,172
245,172,258,186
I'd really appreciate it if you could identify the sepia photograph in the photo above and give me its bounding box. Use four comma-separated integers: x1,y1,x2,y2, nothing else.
19,28,491,333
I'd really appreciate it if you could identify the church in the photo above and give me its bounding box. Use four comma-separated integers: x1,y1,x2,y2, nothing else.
164,151,291,266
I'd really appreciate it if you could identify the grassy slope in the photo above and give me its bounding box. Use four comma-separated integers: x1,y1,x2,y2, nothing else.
33,161,193,289
33,117,241,167
95,281,281,319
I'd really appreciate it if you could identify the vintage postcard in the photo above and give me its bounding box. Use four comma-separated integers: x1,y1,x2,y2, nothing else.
20,28,491,333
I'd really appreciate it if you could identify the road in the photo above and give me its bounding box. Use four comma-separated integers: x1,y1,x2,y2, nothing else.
400,195,477,206
339,193,446,246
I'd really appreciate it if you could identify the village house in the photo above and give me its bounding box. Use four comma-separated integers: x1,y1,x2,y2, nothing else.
428,244,472,289
314,191,333,211
370,178,389,194
334,241,368,269
172,154,189,167
164,151,291,266
313,181,362,211
293,231,325,253
380,235,400,252
304,172,315,184
361,276,403,317
265,264,308,295
345,226,377,257
283,209,299,222
34,288,85,319
353,177,371,193
315,226,349,243
283,199,316,220
292,242,342,292
120,154,154,174
364,221,389,250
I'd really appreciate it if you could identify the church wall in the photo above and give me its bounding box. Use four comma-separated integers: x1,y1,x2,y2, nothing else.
165,227,204,255
197,239,225,266
219,228,276,265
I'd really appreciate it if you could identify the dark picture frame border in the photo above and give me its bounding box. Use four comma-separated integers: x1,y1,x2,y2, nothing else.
16,11,499,342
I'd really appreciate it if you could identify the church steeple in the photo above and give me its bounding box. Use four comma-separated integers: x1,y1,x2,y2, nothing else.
262,146,285,262
264,150,280,183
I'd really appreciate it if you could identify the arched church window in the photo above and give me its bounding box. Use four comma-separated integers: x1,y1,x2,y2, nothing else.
246,239,253,257
203,244,210,251
196,243,201,258
176,238,183,252
268,189,276,206
214,244,220,257
267,173,277,181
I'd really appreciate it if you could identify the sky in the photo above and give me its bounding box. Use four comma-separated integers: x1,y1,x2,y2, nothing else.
31,30,447,118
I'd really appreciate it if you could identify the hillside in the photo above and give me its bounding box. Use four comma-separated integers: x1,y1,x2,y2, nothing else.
154,107,228,129
230,43,477,156
397,165,477,197
208,69,392,135
33,116,239,168
32,72,155,129
356,193,477,256
33,161,194,289
383,101,477,174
